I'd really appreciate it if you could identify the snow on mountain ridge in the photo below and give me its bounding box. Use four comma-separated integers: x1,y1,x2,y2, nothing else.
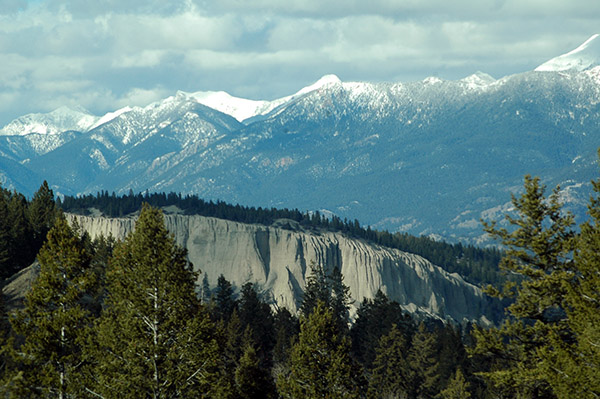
187,91,270,122
2,35,600,135
535,34,600,72
181,74,344,123
88,107,133,131
0,106,99,136
295,74,342,96
460,72,496,89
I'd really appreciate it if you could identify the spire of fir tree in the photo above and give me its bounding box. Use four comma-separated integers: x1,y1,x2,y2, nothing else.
91,204,227,398
7,215,94,398
277,301,361,399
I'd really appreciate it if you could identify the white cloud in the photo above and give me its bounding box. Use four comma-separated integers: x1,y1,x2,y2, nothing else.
112,50,169,68
0,0,598,125
115,87,171,108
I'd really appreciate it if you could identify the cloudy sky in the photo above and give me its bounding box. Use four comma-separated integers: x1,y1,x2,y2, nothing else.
0,0,598,126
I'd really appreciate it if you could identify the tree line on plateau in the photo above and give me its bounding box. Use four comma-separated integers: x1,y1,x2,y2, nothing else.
59,189,504,288
0,159,600,398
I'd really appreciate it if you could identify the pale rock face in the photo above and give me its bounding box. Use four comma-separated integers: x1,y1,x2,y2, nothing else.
67,213,497,324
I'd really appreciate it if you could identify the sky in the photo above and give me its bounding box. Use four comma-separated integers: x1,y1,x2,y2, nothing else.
0,0,599,126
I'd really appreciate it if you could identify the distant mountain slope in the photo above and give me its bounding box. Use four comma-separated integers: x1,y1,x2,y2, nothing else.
0,106,98,136
1,35,599,242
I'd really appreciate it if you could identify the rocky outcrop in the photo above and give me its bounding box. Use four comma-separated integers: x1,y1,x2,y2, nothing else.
67,213,499,324
1,261,40,310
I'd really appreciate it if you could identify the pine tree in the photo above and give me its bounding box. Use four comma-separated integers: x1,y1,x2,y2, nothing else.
367,323,413,399
328,266,352,333
300,263,352,335
27,180,57,253
409,322,441,399
7,192,33,273
272,308,299,366
237,282,275,363
0,290,12,392
234,342,276,399
201,273,211,304
471,175,576,398
351,289,414,369
6,215,94,398
91,204,226,398
277,301,361,399
212,274,237,322
0,190,11,276
537,174,600,398
218,310,245,392
438,369,471,399
437,324,469,390
299,262,330,317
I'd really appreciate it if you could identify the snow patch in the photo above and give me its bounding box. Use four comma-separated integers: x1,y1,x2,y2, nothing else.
188,90,270,122
89,107,133,130
0,106,99,136
535,34,600,72
460,72,496,89
295,74,341,96
423,76,443,85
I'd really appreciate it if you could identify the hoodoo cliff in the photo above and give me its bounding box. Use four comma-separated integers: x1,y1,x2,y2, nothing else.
66,212,499,324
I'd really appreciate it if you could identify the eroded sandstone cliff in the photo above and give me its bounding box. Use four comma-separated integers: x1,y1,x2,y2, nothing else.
66,212,499,324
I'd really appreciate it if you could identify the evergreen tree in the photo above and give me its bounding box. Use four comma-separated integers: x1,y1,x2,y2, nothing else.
300,263,352,335
351,290,414,369
0,190,11,276
86,233,115,316
537,173,600,398
234,342,276,399
201,273,211,304
277,301,361,399
27,180,56,253
299,262,330,317
91,204,226,398
471,175,576,398
7,192,33,273
367,323,413,399
5,215,94,398
437,324,469,391
212,274,237,322
218,310,245,392
0,291,12,391
328,266,352,333
237,282,275,363
272,307,299,366
409,322,441,399
438,369,471,399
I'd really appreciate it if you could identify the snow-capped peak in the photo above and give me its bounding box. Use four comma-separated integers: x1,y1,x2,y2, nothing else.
187,90,270,122
183,75,343,123
423,76,443,85
535,34,600,72
460,72,496,89
295,74,342,96
0,106,99,136
88,107,133,131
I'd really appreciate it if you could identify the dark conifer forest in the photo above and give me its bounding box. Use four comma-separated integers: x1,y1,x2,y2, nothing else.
0,175,599,398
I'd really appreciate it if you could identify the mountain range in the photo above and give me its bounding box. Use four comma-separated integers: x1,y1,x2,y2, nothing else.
2,35,600,243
